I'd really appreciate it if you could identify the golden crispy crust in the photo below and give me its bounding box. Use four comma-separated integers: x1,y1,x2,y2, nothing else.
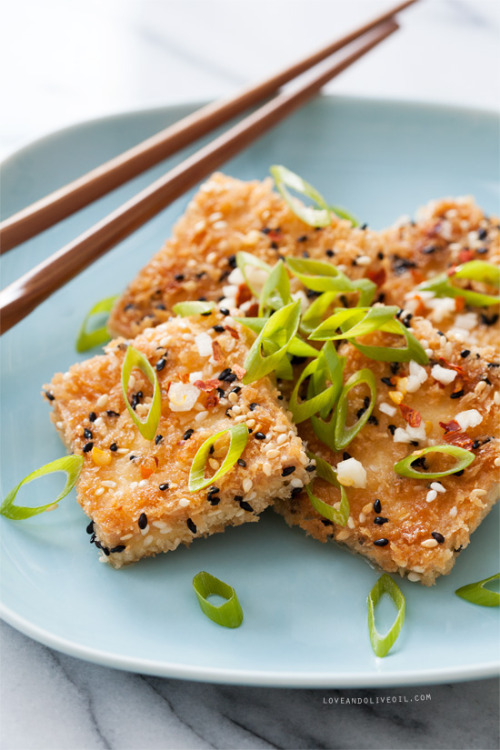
45,313,311,567
275,317,500,585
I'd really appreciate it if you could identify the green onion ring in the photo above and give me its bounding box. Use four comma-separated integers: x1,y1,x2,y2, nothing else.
368,574,406,657
455,573,500,607
192,571,243,628
121,345,162,441
173,301,215,316
418,260,500,307
189,424,249,492
1,455,84,520
270,165,332,227
242,300,301,384
334,368,377,450
305,452,350,526
76,295,119,353
289,341,342,423
394,445,475,479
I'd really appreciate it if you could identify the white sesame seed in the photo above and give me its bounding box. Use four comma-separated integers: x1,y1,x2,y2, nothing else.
421,538,438,548
95,487,106,496
228,391,238,404
347,517,355,529
178,498,189,508
208,459,219,470
277,434,288,445
194,411,208,423
430,482,446,493
245,418,256,428
56,421,64,429
494,391,500,405
407,572,421,582
213,220,227,230
267,449,280,458
97,394,109,407
144,536,154,547
275,424,288,433
243,478,253,493
116,448,129,455
449,506,458,518
138,480,148,488
263,462,272,476
120,533,133,541
426,490,438,503
231,405,242,415
160,337,170,348
101,480,117,488
93,417,104,428
140,525,149,536
290,478,303,489
359,512,366,523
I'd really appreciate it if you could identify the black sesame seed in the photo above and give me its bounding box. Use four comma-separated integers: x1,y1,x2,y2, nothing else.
476,247,488,255
321,519,333,526
482,377,492,385
86,521,94,534
381,377,393,387
216,388,225,398
422,245,436,255
239,500,254,512
373,538,389,547
326,249,334,257
377,251,384,260
297,235,308,243
218,368,233,381
156,358,167,371
237,459,247,467
368,415,379,426
454,469,465,477
124,303,135,311
261,227,271,235
102,546,110,557
106,410,120,418
361,223,369,230
89,411,97,422
270,241,279,250
219,308,230,316
44,390,55,401
233,495,243,502
159,483,169,491
306,464,315,472
290,487,302,498
227,254,237,268
343,452,351,461
487,362,500,368
89,533,96,544
213,325,225,333
110,442,118,452
450,390,464,399
110,545,126,554
460,349,471,358
390,362,400,375
481,313,499,327
277,394,284,400
183,429,194,441
291,355,307,365
374,516,389,525
129,454,137,461
82,442,93,453
83,428,93,440
472,440,481,450
388,424,396,435
138,513,148,529
225,408,233,418
196,271,207,279
282,466,296,477
254,432,266,440
230,386,242,394
155,434,163,445
187,518,197,534
431,531,445,544
249,402,259,411
207,485,220,495
477,228,488,240
373,499,382,513
174,273,185,281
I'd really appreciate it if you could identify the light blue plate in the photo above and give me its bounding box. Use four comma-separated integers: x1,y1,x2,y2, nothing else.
1,96,499,687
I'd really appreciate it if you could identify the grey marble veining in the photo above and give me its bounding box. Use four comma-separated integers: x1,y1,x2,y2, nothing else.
1,1,500,748
1,621,498,750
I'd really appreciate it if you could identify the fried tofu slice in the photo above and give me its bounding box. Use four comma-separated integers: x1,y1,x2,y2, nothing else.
108,173,386,338
377,197,500,350
44,313,311,567
274,318,500,586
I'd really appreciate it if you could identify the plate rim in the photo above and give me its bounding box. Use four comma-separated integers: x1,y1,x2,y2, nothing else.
1,94,499,687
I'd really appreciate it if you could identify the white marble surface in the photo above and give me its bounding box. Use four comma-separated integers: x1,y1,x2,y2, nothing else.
1,1,499,748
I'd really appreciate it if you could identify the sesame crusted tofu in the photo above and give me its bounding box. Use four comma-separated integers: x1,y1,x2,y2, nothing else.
108,173,386,338
274,317,500,586
43,313,310,567
377,197,500,350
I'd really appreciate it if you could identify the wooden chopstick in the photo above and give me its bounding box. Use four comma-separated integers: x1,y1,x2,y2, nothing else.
0,0,417,254
0,19,399,335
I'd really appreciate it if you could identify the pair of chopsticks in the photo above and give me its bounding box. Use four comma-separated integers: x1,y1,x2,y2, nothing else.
0,0,417,335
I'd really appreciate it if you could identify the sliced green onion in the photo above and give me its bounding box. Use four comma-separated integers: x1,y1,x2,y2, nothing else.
329,204,360,227
76,295,119,353
286,336,320,359
236,252,272,298
419,260,500,307
192,571,243,628
289,341,342,423
368,574,406,657
1,455,84,520
173,300,215,316
305,452,349,526
242,300,301,384
189,424,249,492
394,445,475,479
270,165,331,227
455,573,500,607
259,259,291,316
334,368,377,450
310,349,346,450
121,345,161,440
234,316,266,334
353,322,429,365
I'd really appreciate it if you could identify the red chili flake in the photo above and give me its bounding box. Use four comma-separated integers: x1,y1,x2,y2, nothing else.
235,284,252,308
232,364,246,380
211,341,224,362
205,391,219,409
246,302,259,317
439,419,461,434
268,229,282,241
444,431,473,450
455,296,466,312
447,265,457,278
193,378,220,392
225,325,240,340
400,404,422,427
410,269,425,284
438,358,469,381
458,248,474,264
367,269,386,287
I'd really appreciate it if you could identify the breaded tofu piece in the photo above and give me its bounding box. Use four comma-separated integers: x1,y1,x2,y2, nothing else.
108,173,386,338
377,197,500,350
274,318,500,586
44,313,311,567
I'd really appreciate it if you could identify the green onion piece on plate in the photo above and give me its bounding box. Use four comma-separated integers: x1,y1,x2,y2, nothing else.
0,455,84,520
75,295,119,353
368,574,406,657
173,301,215,316
334,368,377,450
192,571,243,628
189,424,249,492
289,341,342,423
270,165,332,227
242,300,301,384
121,345,162,440
305,452,349,526
455,573,500,607
394,445,475,479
